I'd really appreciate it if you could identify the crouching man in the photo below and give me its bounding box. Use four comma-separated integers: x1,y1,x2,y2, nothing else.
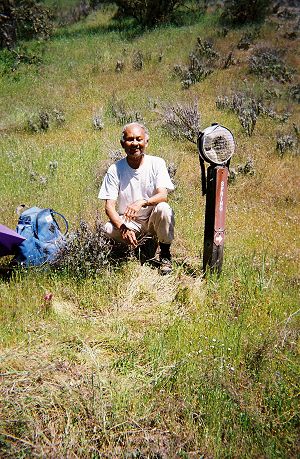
98,122,175,274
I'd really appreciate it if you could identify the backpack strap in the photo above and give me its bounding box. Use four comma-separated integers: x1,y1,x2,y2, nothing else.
51,210,69,235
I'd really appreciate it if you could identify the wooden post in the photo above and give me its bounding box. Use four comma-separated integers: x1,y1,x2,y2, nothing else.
203,165,228,273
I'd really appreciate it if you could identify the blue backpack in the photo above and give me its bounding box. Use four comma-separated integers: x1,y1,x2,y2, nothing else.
14,207,68,266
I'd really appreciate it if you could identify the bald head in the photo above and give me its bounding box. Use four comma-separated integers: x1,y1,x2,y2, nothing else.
121,122,149,142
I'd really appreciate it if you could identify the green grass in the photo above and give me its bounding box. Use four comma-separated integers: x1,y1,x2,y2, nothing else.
0,4,299,458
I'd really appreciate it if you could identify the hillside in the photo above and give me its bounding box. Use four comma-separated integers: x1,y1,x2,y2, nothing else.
0,3,299,458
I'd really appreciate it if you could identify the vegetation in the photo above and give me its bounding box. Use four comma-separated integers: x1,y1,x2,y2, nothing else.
0,0,53,49
221,0,272,25
114,0,184,26
0,1,299,458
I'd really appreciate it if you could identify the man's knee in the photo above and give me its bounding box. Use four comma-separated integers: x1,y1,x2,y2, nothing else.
103,221,114,237
155,202,173,218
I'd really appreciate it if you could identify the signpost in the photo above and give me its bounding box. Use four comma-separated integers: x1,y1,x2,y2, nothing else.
197,124,234,274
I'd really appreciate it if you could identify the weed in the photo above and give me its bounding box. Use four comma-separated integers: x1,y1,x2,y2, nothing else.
249,47,295,84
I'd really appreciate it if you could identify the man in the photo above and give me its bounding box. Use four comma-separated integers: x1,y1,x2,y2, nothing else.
99,122,175,274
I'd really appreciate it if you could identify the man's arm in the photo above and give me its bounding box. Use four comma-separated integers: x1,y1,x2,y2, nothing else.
105,199,138,247
123,187,168,221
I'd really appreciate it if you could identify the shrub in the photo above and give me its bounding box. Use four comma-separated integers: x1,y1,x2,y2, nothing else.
132,50,143,70
173,37,219,88
216,93,259,136
249,47,294,84
114,0,184,26
216,91,291,136
108,95,143,125
158,99,201,144
27,108,65,133
289,84,300,104
0,0,53,49
52,220,116,277
0,46,42,74
92,109,104,130
276,135,297,156
221,0,271,25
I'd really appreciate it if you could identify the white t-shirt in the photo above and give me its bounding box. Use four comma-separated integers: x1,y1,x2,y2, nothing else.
99,154,174,220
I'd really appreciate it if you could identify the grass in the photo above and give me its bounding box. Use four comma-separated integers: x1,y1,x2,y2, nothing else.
0,3,299,458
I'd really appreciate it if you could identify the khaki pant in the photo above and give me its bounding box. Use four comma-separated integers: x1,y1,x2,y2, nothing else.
104,202,175,244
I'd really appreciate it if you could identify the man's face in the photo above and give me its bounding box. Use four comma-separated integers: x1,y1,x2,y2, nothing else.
121,125,148,158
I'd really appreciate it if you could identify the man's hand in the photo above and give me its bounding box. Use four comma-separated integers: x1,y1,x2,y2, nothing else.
123,199,146,221
119,224,138,247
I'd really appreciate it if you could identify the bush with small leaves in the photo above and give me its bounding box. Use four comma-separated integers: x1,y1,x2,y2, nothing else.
237,29,260,50
109,95,143,125
0,0,53,49
27,108,65,133
52,220,122,277
249,47,294,84
216,91,291,136
158,100,201,144
93,109,104,130
221,0,271,25
173,38,219,89
132,50,143,70
238,107,257,136
115,60,124,72
289,85,300,104
237,158,255,176
109,150,124,162
276,135,297,156
114,0,184,26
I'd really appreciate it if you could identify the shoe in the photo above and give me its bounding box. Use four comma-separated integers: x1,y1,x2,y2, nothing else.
159,257,172,275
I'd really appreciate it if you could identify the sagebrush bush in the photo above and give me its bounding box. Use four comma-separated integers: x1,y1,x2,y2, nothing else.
114,0,184,26
109,95,143,125
173,37,219,88
216,91,291,136
276,135,297,156
158,99,201,144
221,0,271,25
249,47,294,84
53,220,123,277
27,108,65,133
